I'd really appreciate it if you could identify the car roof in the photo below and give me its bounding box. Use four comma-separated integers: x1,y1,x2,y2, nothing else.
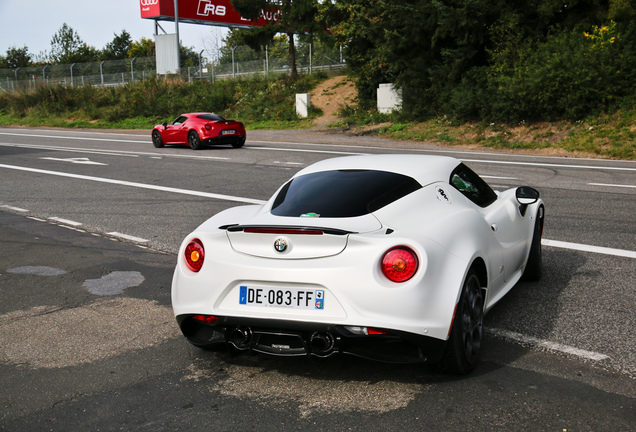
183,112,218,117
292,154,462,186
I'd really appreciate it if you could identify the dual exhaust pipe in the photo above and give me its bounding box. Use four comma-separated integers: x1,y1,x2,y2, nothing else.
228,327,336,356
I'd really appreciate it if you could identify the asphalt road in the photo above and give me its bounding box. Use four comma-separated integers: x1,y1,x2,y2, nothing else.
0,127,634,430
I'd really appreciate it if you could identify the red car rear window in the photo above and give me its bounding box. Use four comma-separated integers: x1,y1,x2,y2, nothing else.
197,114,226,121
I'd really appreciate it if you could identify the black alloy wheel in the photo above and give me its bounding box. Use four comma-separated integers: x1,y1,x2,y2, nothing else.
188,131,203,150
152,130,164,148
440,270,484,374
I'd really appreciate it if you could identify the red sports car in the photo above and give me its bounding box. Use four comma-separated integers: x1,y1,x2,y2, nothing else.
152,113,246,150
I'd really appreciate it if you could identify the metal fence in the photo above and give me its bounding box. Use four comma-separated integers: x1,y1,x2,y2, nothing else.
0,57,158,92
0,45,345,92
209,45,345,79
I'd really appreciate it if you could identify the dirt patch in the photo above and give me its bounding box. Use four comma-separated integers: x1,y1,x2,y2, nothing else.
310,75,357,129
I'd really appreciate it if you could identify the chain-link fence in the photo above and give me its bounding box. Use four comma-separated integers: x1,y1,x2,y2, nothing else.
209,45,345,80
0,57,158,92
0,45,345,92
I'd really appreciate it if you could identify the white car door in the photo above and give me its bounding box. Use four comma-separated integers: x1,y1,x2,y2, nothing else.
481,192,530,283
449,163,528,303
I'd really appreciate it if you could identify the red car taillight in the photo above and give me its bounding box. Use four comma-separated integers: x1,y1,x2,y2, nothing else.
184,239,205,272
381,247,418,282
192,314,218,324
204,124,212,131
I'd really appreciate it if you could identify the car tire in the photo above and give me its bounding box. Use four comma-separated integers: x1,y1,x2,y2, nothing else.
522,206,544,281
232,138,245,149
188,131,203,150
440,269,483,375
152,130,164,148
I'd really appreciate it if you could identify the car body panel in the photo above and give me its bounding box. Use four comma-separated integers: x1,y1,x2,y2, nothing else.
171,154,544,364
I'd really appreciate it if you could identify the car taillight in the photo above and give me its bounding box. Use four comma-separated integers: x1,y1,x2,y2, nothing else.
184,239,205,272
368,327,390,335
344,326,390,335
192,314,218,324
205,124,211,131
381,247,418,282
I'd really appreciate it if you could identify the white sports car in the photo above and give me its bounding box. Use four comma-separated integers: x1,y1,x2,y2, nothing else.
172,155,544,374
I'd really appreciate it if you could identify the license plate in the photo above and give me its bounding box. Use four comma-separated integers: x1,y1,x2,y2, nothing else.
239,286,325,310
221,130,235,135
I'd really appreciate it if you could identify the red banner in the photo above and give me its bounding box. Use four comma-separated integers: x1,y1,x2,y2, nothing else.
140,0,279,28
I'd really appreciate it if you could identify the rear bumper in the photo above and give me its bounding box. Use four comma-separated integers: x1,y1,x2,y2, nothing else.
176,314,447,363
203,135,245,146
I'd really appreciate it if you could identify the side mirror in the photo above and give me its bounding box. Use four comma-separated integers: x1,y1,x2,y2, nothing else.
516,187,540,216
162,122,168,129
516,186,540,205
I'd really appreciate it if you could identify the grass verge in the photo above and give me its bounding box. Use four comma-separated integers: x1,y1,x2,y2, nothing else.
337,109,636,160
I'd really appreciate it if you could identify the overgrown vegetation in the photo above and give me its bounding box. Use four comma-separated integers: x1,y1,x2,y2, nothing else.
329,1,636,123
0,73,325,129
335,107,636,160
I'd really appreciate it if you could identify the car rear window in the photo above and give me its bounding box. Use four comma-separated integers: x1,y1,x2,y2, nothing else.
197,114,226,121
271,170,422,217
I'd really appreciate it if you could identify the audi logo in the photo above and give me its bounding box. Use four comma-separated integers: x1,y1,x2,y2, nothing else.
140,0,159,6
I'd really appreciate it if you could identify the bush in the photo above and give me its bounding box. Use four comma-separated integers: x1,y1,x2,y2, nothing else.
445,21,636,122
0,73,324,126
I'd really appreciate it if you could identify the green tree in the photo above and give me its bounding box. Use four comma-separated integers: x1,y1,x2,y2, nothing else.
1,46,33,68
180,44,199,67
128,37,155,58
329,0,630,118
230,0,322,76
101,30,132,60
218,31,289,63
49,23,99,64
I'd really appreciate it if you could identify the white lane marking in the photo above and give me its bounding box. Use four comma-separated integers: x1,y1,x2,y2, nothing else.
41,157,107,166
247,139,636,167
107,232,149,243
481,175,518,180
0,163,266,205
27,217,47,222
1,130,632,166
1,142,139,158
463,158,636,172
246,145,366,156
487,328,610,362
0,142,229,161
273,161,305,166
3,140,635,172
542,239,636,259
49,217,82,226
0,132,148,144
589,182,636,189
1,205,28,212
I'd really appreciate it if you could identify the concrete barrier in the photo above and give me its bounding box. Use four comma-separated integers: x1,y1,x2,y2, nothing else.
377,83,402,113
296,93,311,118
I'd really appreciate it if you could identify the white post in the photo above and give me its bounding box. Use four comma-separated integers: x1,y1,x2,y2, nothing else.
377,83,403,113
296,93,310,118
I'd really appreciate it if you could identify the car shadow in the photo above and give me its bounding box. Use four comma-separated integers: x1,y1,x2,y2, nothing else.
160,144,240,151
484,247,586,339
